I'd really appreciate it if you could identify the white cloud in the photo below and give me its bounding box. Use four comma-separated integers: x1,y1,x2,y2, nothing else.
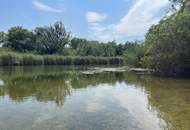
89,24,115,42
32,0,63,13
86,0,169,42
114,0,169,36
86,12,107,23
90,25,106,34
85,11,111,42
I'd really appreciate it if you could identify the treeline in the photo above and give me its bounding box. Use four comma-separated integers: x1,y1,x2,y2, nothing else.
0,21,140,57
0,21,144,66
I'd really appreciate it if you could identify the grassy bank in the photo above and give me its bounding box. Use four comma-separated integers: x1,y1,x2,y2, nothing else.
0,52,125,66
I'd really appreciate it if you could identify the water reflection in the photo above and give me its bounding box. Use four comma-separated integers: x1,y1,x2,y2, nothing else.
0,66,189,130
0,67,120,106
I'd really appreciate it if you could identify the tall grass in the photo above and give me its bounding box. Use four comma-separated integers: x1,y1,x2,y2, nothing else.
0,52,125,66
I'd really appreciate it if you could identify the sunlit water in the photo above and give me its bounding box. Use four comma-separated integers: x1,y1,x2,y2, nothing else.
0,66,190,130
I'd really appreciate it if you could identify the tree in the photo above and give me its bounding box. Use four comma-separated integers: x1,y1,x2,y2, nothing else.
70,38,118,57
116,44,125,56
169,0,190,10
0,32,6,46
35,21,71,54
4,27,35,52
70,38,88,50
143,7,190,76
124,42,145,66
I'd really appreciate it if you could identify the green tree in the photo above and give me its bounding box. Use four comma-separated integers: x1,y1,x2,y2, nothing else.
4,27,35,52
35,21,71,54
70,38,87,50
144,7,190,76
70,38,118,57
116,44,125,56
124,42,145,66
0,32,6,46
169,0,190,11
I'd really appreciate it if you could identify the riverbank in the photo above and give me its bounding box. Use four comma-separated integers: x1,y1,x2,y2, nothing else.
0,52,125,66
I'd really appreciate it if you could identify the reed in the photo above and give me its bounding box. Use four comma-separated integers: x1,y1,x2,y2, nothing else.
0,52,125,66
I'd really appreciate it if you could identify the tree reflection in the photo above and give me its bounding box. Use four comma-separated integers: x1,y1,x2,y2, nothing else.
0,67,122,107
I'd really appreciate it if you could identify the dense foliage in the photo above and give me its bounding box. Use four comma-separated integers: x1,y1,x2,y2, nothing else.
123,42,145,67
70,38,125,57
4,27,35,52
34,22,71,54
143,2,190,76
0,32,6,45
1,21,140,58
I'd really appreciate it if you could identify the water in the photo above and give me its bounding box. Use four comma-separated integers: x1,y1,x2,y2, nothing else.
0,66,190,130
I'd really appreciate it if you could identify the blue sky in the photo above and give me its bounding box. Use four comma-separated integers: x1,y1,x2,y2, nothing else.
0,0,169,43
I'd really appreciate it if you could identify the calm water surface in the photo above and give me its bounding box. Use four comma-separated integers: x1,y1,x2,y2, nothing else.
0,66,190,130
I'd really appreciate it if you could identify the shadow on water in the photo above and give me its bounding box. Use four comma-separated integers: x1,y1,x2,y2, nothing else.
0,66,190,130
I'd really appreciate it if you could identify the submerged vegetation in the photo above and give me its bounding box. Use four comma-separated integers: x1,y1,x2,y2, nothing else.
0,0,190,77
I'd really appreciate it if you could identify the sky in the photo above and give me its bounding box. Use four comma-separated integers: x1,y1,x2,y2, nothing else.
0,0,170,43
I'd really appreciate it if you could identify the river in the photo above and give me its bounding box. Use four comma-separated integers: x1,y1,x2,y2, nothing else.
0,66,189,130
